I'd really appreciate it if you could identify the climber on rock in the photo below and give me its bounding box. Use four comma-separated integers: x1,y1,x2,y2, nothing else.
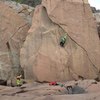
60,35,67,47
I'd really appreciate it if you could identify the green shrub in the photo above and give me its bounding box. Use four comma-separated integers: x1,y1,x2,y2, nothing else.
11,0,42,7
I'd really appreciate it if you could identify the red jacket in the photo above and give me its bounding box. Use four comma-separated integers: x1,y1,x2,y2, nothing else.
49,82,57,85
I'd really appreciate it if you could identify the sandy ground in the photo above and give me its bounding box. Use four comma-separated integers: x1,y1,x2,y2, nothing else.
0,80,100,100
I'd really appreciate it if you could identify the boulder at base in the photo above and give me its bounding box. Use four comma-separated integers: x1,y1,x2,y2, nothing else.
20,0,100,82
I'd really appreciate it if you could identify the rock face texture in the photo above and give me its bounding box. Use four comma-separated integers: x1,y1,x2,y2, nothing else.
20,0,100,82
2,0,34,25
0,1,30,80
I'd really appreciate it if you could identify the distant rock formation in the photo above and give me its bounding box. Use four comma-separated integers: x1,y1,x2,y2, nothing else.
98,23,100,38
20,0,100,82
91,7,97,13
91,7,100,13
93,10,100,37
92,7,100,38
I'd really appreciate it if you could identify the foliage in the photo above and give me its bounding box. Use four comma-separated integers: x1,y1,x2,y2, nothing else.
11,0,24,3
11,0,42,7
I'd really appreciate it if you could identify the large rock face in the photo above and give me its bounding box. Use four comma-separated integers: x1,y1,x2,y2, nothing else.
0,1,30,80
20,0,100,82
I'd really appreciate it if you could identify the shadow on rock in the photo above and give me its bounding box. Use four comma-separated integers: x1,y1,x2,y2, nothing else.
72,85,86,94
0,79,7,86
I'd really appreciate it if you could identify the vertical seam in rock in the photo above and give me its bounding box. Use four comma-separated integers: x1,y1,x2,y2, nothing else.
66,32,99,74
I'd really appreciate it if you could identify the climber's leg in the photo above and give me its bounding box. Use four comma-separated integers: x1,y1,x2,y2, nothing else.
60,41,64,47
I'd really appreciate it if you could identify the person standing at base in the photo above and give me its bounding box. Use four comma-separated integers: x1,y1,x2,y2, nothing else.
16,75,22,87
